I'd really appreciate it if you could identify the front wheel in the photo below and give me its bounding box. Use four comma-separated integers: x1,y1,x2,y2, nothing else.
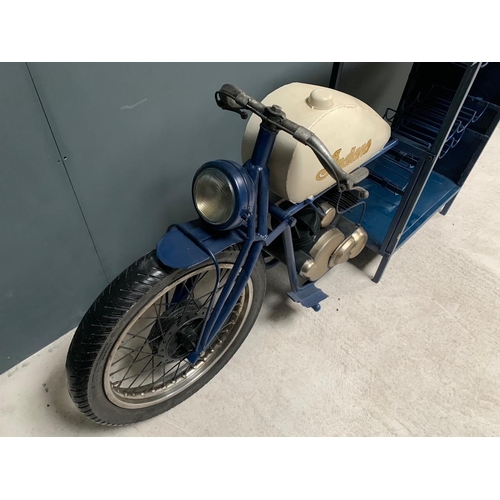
66,246,266,426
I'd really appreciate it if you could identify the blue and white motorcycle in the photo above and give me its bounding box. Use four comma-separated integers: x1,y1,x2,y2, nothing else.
66,83,393,425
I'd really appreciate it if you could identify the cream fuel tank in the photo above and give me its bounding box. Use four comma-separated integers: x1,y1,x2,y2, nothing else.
242,82,391,282
242,83,391,203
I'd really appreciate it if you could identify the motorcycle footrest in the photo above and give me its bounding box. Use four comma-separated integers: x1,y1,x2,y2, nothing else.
287,282,328,311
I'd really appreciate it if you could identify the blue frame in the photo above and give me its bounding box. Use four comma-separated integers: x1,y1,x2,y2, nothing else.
337,63,491,283
157,123,396,363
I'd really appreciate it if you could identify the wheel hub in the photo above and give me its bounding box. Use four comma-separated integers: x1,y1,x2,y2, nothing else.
148,305,206,360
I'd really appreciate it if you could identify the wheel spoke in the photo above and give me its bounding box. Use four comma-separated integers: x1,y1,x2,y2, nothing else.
122,331,149,343
116,338,153,385
198,269,231,310
110,354,152,378
111,345,150,367
113,356,158,383
127,356,155,389
130,357,185,390
126,318,157,338
173,359,182,381
178,275,203,324
106,263,250,405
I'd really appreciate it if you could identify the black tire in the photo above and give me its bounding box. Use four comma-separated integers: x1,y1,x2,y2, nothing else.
66,246,266,426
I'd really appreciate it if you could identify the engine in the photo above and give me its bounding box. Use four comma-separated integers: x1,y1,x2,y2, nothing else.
269,194,367,282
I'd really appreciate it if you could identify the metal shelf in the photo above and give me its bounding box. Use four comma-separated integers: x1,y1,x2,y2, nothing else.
386,85,489,158
399,172,459,246
366,148,419,195
344,170,459,251
330,62,499,282
344,177,402,250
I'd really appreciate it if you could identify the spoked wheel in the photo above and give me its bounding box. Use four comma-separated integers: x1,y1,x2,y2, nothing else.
66,247,266,426
104,264,251,409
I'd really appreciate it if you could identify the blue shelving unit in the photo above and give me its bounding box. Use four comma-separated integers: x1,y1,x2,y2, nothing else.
399,172,459,247
330,62,500,282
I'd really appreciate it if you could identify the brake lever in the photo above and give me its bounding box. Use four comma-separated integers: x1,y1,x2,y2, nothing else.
215,91,248,119
235,109,249,119
349,186,370,199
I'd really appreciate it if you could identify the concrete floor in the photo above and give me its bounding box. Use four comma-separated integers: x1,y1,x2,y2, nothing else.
1,127,499,437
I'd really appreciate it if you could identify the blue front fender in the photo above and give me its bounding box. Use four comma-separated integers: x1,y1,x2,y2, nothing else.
156,219,245,269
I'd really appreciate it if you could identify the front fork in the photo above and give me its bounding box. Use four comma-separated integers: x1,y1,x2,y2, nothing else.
187,222,264,363
184,125,276,363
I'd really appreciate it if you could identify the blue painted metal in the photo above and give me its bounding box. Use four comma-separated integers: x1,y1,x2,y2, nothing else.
288,282,328,310
251,125,277,167
256,165,270,237
247,124,277,237
255,138,399,308
366,148,419,195
185,121,398,354
343,177,403,250
333,62,495,283
187,125,279,360
265,217,293,246
390,85,489,159
202,240,265,351
154,63,500,369
156,219,245,269
193,209,257,359
170,223,222,351
282,224,300,293
345,170,460,253
158,132,399,330
359,138,399,168
397,173,460,247
268,202,293,223
439,194,457,216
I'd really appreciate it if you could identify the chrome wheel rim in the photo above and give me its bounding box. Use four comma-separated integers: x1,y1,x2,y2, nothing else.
103,264,253,409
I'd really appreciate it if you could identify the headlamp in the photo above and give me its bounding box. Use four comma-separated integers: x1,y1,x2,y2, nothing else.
192,161,254,230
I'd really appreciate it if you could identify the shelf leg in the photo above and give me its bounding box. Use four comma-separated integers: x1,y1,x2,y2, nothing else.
440,194,457,216
372,255,391,283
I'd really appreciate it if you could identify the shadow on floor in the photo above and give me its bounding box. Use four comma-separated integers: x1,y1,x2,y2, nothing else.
261,264,303,323
349,247,382,276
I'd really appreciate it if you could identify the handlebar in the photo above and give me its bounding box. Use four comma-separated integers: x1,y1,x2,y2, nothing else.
215,84,369,198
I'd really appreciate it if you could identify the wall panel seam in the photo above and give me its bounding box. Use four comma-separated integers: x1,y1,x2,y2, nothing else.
25,62,110,283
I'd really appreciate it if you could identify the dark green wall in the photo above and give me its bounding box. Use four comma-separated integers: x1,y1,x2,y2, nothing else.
0,63,108,372
337,62,413,117
0,62,333,373
0,62,412,373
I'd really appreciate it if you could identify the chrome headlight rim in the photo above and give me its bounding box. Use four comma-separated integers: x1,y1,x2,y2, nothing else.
192,160,254,231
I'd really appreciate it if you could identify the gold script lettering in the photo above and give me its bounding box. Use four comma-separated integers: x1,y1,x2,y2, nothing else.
316,139,372,181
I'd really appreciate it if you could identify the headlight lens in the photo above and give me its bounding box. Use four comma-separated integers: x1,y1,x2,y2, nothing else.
192,161,254,231
193,168,235,224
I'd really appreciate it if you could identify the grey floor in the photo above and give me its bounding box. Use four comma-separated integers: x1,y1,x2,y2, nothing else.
1,128,499,437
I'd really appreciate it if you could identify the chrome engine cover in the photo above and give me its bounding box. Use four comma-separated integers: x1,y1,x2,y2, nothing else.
300,228,345,281
299,219,368,282
330,227,368,266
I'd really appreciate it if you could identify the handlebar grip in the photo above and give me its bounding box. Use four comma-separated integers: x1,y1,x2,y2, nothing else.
216,84,255,116
349,167,369,184
216,84,243,111
219,83,242,99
